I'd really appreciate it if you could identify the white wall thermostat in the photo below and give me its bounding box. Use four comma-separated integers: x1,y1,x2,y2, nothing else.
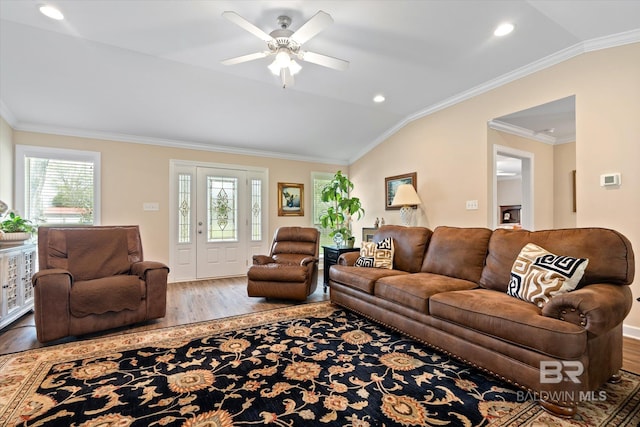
600,173,621,187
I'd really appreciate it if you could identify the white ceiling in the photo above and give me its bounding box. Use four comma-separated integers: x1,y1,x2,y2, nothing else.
1,1,639,165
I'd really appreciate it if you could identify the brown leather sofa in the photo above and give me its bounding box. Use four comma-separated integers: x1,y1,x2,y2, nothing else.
247,226,320,301
32,225,169,342
329,225,635,417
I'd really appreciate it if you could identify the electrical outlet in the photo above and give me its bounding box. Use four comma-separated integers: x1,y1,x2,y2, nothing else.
466,200,479,210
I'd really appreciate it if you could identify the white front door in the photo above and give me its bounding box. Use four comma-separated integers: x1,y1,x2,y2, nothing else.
196,167,247,278
170,162,268,281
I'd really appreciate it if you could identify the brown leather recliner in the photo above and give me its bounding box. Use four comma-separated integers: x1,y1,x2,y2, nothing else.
247,226,320,301
32,225,169,342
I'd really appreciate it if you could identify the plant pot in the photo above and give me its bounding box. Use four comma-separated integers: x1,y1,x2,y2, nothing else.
0,232,32,245
0,232,31,245
345,238,355,248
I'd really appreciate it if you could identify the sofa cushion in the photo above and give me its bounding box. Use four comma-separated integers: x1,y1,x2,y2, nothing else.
480,228,634,292
329,265,408,294
421,226,492,282
70,275,144,317
375,273,478,314
355,237,394,269
508,243,588,308
430,289,586,359
247,263,309,282
372,225,432,273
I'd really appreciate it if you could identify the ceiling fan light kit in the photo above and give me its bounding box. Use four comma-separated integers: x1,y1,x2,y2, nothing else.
222,10,349,88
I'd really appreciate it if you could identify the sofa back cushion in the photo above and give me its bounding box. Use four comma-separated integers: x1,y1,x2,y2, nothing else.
421,226,492,283
480,227,635,292
38,226,143,275
65,228,131,281
271,226,319,258
373,225,432,273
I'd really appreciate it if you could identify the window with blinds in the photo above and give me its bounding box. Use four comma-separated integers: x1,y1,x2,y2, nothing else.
16,146,100,226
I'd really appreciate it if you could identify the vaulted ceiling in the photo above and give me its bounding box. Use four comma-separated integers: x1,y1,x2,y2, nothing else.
1,1,639,164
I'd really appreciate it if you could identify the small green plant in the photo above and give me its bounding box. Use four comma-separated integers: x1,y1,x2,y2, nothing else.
319,171,365,244
0,212,36,233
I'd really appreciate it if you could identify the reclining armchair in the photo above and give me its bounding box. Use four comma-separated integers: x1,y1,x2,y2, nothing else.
247,226,320,301
32,225,169,342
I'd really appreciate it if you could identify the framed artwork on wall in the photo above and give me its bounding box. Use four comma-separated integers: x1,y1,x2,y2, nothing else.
278,183,304,216
385,172,417,210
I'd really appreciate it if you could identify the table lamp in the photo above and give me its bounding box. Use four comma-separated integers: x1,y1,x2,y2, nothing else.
391,184,421,226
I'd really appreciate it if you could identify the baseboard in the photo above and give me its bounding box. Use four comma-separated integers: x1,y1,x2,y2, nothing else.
623,324,640,340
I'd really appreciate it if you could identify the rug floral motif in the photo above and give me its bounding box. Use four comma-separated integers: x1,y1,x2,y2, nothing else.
0,302,639,426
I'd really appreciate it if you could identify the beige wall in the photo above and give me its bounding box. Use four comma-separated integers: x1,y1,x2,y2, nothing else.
350,43,640,331
0,116,14,206
554,142,577,228
12,131,342,266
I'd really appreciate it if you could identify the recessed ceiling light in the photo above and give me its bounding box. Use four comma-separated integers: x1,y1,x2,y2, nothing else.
494,23,514,37
39,5,64,20
373,94,386,103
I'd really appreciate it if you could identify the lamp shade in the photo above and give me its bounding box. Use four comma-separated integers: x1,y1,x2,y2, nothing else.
391,184,421,207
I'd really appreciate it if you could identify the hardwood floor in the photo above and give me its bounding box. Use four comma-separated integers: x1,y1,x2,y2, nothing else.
1,276,639,376
0,276,329,355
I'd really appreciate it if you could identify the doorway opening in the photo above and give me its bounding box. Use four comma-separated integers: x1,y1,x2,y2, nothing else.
492,145,534,230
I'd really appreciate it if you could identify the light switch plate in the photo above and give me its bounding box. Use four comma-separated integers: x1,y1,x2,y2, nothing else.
466,200,479,210
143,202,159,211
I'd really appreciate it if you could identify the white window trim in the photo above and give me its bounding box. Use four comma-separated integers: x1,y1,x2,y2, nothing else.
15,145,101,224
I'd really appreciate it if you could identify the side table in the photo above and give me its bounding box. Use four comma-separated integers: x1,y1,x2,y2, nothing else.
322,245,360,292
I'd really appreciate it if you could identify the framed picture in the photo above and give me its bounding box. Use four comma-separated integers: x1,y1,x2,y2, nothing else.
278,183,304,216
572,170,577,213
385,172,417,210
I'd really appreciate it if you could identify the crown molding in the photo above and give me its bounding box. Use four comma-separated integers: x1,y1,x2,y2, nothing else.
13,123,349,166
351,31,639,164
488,120,559,145
0,100,17,127
583,28,640,52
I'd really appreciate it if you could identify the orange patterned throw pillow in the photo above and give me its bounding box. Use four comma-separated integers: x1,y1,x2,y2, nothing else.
507,243,588,308
355,237,394,269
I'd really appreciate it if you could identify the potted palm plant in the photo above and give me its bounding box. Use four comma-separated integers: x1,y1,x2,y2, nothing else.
319,170,365,247
0,212,36,244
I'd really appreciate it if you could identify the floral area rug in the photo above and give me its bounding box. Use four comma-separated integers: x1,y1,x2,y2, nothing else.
1,302,639,426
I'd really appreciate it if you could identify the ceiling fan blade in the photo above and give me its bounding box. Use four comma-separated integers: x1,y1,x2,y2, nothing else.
222,11,274,43
299,51,349,71
291,11,333,45
221,51,270,66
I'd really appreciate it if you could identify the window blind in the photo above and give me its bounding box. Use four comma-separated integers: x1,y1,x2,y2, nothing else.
25,156,95,225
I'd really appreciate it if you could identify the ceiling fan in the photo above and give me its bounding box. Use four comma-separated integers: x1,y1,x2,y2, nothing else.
221,10,349,88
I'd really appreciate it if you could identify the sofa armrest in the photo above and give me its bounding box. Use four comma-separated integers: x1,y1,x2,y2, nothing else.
131,261,170,279
300,256,318,267
338,252,360,266
131,261,169,320
32,268,73,285
541,284,633,335
253,255,275,265
32,269,73,342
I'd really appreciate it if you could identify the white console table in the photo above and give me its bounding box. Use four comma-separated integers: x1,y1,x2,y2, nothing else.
0,243,37,330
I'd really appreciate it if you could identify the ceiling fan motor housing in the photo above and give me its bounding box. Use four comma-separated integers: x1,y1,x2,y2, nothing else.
268,18,300,54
